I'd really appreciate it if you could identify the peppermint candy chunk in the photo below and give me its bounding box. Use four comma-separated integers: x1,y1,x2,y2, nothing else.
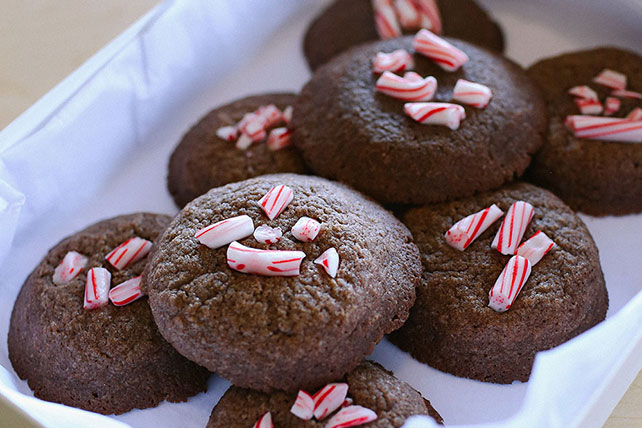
415,0,442,34
516,230,556,266
342,398,354,408
372,0,402,39
258,184,294,220
256,104,284,129
565,115,642,143
376,71,437,102
195,215,254,249
105,237,152,270
314,248,340,278
372,49,414,74
252,412,273,428
627,107,642,121
574,98,603,115
604,97,621,116
404,102,465,130
593,69,627,90
491,201,534,255
488,255,532,312
266,127,292,151
568,85,598,101
235,133,254,150
290,390,315,420
215,125,238,142
413,29,469,72
109,276,143,306
283,105,294,124
403,71,422,82
53,251,88,285
452,79,493,108
324,405,378,428
313,383,349,420
445,204,504,251
227,241,305,277
84,267,111,310
253,224,283,244
394,0,422,29
611,89,642,99
291,217,321,242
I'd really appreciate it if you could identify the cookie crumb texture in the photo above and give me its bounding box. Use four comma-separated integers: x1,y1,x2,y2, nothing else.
389,183,608,383
207,361,443,427
8,213,210,415
145,174,421,392
526,47,642,215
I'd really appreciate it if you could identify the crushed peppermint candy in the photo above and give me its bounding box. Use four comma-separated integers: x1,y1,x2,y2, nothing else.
109,276,143,306
491,201,534,255
227,241,305,277
372,0,402,39
575,98,603,115
324,405,378,428
291,390,315,420
488,255,532,312
593,69,627,90
516,231,556,266
52,251,88,285
568,85,598,101
604,97,621,116
258,184,294,220
341,398,354,408
611,89,642,99
84,267,111,310
445,204,504,251
314,248,340,278
105,237,152,271
394,0,422,29
565,115,642,143
452,79,493,108
253,224,283,244
235,133,254,150
215,125,237,142
372,49,414,74
413,0,442,34
627,107,642,121
376,71,437,102
215,104,289,149
252,412,273,428
266,127,292,151
413,29,469,72
195,215,254,249
291,217,321,242
238,113,267,144
256,104,283,129
404,102,466,130
282,105,294,124
313,383,349,421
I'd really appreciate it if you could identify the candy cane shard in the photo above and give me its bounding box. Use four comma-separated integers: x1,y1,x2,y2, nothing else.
376,71,437,101
404,102,466,130
394,0,422,29
491,201,534,255
372,0,402,39
266,127,293,151
488,255,532,312
313,383,349,420
372,49,414,74
258,184,294,220
256,104,284,129
105,237,152,270
516,230,556,266
195,215,254,249
627,107,642,121
604,97,621,116
235,133,253,150
593,69,627,90
565,115,642,143
574,98,603,115
403,71,423,82
413,29,469,72
227,241,305,276
342,398,354,408
252,412,273,428
414,0,442,34
53,251,88,285
324,405,378,428
291,217,322,242
568,85,598,101
84,267,111,310
611,89,642,99
283,105,294,124
290,390,315,420
109,276,143,306
314,248,340,278
452,79,493,108
445,204,504,251
253,224,283,244
215,125,238,142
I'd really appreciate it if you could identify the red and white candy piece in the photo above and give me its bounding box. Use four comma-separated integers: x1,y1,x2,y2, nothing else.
611,89,642,99
413,29,469,72
52,251,88,285
568,85,598,101
283,105,294,124
253,224,282,244
258,184,294,220
239,113,267,145
342,398,354,408
565,115,642,143
314,248,339,278
195,215,254,249
252,412,273,428
324,405,378,428
372,0,402,39
291,217,321,242
227,241,305,276
313,383,349,420
445,204,504,251
574,98,603,115
105,237,152,271
403,71,422,82
290,390,315,420
452,79,493,108
604,97,621,116
593,69,627,90
627,107,642,121
488,255,532,312
491,201,534,255
376,71,437,102
109,275,143,306
256,104,283,129
414,0,442,34
516,230,556,266
394,0,422,29
404,102,466,130
235,133,253,150
84,267,111,310
266,127,292,151
372,49,414,74
215,125,237,142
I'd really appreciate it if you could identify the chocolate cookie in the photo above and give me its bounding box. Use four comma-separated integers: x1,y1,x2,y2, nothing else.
144,174,421,392
293,37,547,205
168,93,307,208
526,47,642,216
8,213,210,415
206,361,443,427
388,182,608,383
304,0,504,70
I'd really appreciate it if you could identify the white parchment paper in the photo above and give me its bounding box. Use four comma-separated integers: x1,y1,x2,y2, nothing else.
0,1,640,427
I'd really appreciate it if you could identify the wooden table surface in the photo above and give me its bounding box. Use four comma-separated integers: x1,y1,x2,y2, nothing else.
0,1,640,427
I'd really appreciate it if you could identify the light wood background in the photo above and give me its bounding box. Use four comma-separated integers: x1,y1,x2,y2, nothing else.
0,1,639,427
